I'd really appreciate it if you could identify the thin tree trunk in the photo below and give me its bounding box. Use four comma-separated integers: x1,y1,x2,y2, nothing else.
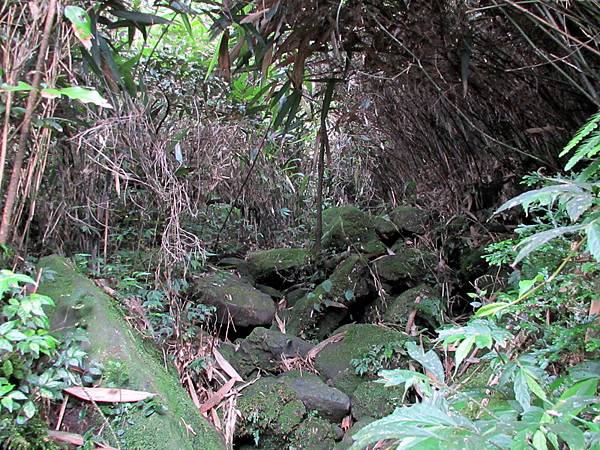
313,128,326,255
0,0,57,245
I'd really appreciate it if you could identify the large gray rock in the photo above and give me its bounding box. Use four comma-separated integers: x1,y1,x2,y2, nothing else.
371,243,436,284
37,256,225,450
246,248,310,287
321,206,386,256
389,206,429,235
314,324,409,395
191,271,275,327
279,371,351,422
286,255,370,340
350,380,405,420
221,327,313,377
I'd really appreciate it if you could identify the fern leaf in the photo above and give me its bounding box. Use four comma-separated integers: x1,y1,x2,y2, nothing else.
560,111,600,158
565,130,600,171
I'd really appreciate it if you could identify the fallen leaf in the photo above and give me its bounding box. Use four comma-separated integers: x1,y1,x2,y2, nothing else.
47,430,117,449
199,378,236,414
341,415,352,431
64,386,156,403
213,348,243,382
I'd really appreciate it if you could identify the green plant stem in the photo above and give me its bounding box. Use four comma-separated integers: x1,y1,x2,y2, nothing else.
508,237,586,308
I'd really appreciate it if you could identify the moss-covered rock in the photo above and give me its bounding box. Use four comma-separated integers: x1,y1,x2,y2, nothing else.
246,248,310,287
321,207,386,256
237,377,306,446
191,271,275,327
371,244,436,284
287,255,370,339
314,324,409,395
290,416,337,450
372,216,399,243
37,255,225,450
350,380,405,420
220,328,313,377
382,285,443,329
389,206,429,235
279,371,350,422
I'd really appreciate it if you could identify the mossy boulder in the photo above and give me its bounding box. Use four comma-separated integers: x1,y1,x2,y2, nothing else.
237,377,306,447
321,206,385,256
191,271,275,327
220,328,313,377
389,206,429,235
379,285,443,329
246,248,310,287
287,255,370,339
350,380,405,420
314,324,409,395
372,216,399,243
371,244,436,285
279,371,351,422
290,416,337,450
37,255,225,450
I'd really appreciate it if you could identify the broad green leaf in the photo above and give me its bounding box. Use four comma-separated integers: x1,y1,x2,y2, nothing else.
454,335,475,370
1,397,14,412
64,6,93,50
586,221,600,262
405,342,445,384
23,400,35,419
0,322,15,335
475,302,510,317
4,330,26,341
532,430,548,450
494,184,583,216
2,360,12,377
514,368,531,410
524,369,548,403
321,279,333,293
514,224,585,265
564,193,593,222
0,81,34,92
549,423,585,450
0,383,15,397
43,87,112,109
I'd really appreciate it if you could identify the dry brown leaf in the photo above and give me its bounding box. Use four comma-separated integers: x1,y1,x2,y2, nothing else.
274,311,286,333
47,430,117,449
199,378,236,414
213,347,244,382
64,386,156,403
261,43,274,80
341,415,352,431
218,30,231,82
292,37,310,89
186,376,201,409
240,8,269,24
307,331,346,361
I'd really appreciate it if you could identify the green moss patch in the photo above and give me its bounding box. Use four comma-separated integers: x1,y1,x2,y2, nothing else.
246,248,310,287
314,324,409,395
37,255,225,450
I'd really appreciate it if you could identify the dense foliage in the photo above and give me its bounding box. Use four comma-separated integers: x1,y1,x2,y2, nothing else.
351,113,600,449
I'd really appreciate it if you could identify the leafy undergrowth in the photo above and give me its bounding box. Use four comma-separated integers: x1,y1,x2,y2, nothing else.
350,113,600,450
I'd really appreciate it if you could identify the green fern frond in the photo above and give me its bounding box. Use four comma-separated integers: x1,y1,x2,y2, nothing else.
560,111,600,163
565,129,600,171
